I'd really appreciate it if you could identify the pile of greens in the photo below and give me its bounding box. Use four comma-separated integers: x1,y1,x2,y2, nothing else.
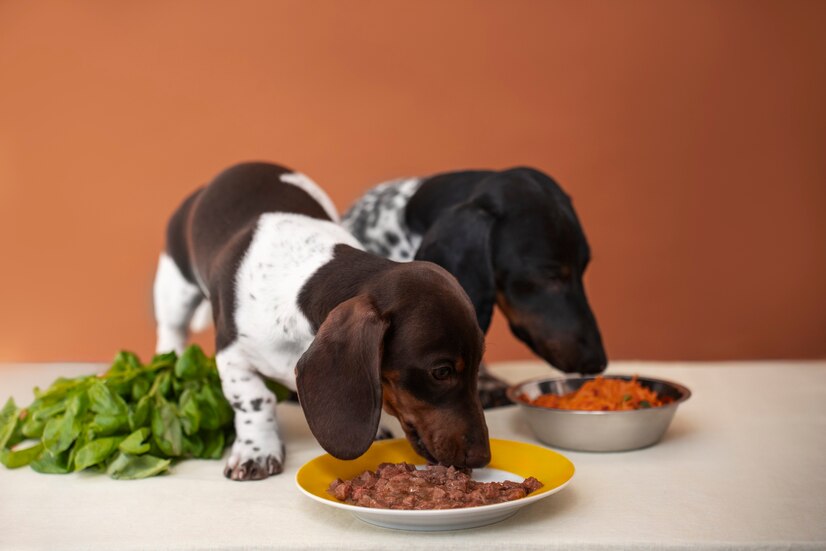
0,345,235,480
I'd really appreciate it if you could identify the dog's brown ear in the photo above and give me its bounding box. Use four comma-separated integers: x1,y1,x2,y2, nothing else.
296,295,388,460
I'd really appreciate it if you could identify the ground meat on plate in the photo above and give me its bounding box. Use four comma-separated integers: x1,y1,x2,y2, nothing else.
327,462,544,510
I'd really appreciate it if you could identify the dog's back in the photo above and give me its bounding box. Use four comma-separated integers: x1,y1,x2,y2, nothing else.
155,162,348,355
168,163,334,294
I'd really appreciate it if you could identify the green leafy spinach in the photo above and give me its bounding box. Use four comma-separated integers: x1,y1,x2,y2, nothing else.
0,345,287,480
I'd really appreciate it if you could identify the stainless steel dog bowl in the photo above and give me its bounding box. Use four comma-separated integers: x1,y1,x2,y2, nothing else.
507,375,691,452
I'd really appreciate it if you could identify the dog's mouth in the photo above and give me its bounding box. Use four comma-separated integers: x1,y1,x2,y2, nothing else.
510,323,606,374
510,324,547,358
404,424,437,465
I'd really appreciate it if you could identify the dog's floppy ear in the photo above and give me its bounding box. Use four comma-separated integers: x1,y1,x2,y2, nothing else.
296,294,388,460
414,198,498,332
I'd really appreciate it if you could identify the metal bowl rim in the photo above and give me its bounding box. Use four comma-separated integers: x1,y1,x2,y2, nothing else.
506,374,692,415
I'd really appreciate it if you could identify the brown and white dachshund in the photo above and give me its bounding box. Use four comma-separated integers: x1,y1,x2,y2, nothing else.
153,162,490,480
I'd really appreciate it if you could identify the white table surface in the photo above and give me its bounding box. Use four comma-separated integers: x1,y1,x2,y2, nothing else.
1,360,825,550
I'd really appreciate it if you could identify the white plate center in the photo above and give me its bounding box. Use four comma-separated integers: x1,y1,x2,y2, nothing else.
412,465,522,484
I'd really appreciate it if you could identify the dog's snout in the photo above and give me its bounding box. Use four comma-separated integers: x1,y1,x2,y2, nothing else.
460,410,491,468
511,324,535,350
578,325,607,374
464,443,491,468
578,350,607,374
513,316,607,374
557,336,607,374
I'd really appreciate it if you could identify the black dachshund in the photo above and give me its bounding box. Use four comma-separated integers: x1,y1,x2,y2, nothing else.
343,167,607,407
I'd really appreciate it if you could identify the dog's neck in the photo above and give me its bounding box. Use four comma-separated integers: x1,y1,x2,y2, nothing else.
298,244,393,331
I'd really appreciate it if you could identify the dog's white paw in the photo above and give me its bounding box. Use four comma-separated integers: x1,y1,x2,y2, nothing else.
223,438,285,481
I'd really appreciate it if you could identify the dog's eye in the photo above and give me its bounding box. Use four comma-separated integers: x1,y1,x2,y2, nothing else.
431,366,453,381
510,278,537,296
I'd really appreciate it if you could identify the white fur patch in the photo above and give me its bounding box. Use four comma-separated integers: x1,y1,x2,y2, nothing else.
280,172,340,223
188,300,213,333
153,253,204,354
214,213,364,477
229,212,363,388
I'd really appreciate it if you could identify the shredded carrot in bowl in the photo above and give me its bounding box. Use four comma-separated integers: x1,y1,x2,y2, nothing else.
527,376,670,411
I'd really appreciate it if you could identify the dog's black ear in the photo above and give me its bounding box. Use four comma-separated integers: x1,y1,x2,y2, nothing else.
414,199,498,332
296,295,388,460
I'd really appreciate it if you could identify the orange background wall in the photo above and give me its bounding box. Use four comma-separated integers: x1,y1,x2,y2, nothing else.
1,1,824,363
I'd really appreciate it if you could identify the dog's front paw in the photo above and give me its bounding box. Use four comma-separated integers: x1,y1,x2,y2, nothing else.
223,440,285,481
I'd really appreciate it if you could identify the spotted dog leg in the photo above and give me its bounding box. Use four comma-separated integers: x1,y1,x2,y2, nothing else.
216,345,284,481
477,363,515,409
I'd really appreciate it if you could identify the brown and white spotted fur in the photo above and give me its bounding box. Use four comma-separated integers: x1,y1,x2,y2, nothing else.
154,162,490,481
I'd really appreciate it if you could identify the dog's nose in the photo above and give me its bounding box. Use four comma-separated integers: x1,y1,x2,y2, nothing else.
460,419,491,468
577,344,607,374
464,443,491,468
579,358,607,374
572,325,607,373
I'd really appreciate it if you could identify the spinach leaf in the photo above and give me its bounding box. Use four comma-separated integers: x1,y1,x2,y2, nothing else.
196,384,223,430
182,433,204,457
119,428,151,455
151,398,183,457
89,381,127,416
91,413,129,436
200,383,233,426
263,378,293,403
0,398,19,449
148,351,176,372
0,442,44,468
129,395,151,431
31,450,71,474
43,410,81,455
22,415,46,439
74,437,124,471
179,389,201,436
156,371,172,398
201,430,225,460
32,402,67,422
107,452,171,480
175,345,207,381
131,376,150,401
110,351,142,374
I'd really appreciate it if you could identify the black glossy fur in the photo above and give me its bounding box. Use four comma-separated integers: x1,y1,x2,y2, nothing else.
406,167,607,375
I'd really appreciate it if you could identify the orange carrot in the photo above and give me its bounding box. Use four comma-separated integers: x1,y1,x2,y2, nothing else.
529,376,668,411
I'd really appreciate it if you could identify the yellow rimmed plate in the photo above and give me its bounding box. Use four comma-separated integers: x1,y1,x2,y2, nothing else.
295,438,575,531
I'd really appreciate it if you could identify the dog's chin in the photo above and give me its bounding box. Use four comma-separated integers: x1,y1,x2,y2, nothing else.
527,338,606,375
511,324,606,374
541,355,604,375
547,351,607,375
512,325,559,366
518,335,565,371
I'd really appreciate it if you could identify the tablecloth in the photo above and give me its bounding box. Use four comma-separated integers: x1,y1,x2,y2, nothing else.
1,360,824,550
